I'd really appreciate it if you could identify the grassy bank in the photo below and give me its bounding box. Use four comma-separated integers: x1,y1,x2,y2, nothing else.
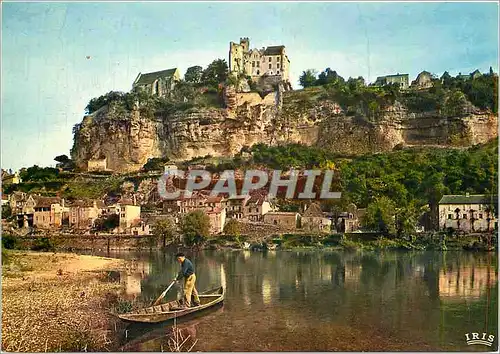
205,232,497,252
1,251,130,352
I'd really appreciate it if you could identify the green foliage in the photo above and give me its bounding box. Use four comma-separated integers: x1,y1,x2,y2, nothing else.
94,214,120,232
2,235,18,250
363,196,397,235
250,143,338,169
62,177,122,200
223,219,241,236
2,204,12,219
180,210,211,247
184,66,203,84
142,157,170,172
442,89,467,117
201,59,229,88
31,237,55,252
20,166,59,182
153,218,176,248
316,68,345,86
299,69,318,88
54,155,76,171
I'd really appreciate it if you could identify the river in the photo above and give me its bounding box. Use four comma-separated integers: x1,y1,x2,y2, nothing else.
92,249,498,351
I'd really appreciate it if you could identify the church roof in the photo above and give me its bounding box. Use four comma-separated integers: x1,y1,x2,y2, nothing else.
134,68,178,86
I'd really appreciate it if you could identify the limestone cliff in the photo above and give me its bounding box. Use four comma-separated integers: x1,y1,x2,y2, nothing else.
71,91,498,173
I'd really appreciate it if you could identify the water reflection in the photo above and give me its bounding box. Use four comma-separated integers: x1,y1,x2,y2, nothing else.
101,249,497,351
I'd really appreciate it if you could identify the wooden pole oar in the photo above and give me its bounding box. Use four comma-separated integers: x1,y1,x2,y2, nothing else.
152,280,176,306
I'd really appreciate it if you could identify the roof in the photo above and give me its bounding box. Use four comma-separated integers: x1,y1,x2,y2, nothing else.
69,199,106,208
265,212,298,216
246,196,264,206
264,46,285,55
134,68,178,86
438,194,498,205
118,198,135,206
303,203,324,217
34,197,61,208
1,194,8,201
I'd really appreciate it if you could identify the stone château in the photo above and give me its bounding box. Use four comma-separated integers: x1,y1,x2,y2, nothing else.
229,37,291,88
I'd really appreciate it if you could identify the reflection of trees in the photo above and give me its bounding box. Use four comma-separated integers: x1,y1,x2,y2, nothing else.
115,249,497,351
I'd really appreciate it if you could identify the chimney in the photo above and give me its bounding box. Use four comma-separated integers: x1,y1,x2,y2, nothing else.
133,195,137,206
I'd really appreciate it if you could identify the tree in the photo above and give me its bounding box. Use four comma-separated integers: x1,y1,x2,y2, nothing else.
362,196,396,236
440,71,454,88
201,59,229,87
94,214,120,232
317,68,344,87
153,218,176,248
224,219,241,236
180,210,211,247
299,69,318,88
142,157,169,172
185,66,203,84
2,204,12,220
54,155,75,171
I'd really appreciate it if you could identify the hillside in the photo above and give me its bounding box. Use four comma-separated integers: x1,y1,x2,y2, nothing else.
70,76,498,173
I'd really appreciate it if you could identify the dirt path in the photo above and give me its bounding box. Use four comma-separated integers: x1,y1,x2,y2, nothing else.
2,251,129,352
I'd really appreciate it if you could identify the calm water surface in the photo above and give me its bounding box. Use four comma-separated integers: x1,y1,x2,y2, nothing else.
91,249,498,351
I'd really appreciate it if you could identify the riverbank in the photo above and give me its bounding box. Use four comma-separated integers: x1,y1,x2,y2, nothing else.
1,251,130,352
2,231,496,255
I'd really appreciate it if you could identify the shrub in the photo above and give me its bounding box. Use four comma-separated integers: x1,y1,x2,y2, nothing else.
2,235,18,250
31,237,55,252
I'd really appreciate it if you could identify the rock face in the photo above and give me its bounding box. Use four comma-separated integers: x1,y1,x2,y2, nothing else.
71,94,498,173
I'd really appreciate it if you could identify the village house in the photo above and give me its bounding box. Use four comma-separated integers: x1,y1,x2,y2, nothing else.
263,212,300,229
373,73,409,89
226,195,250,220
9,191,29,215
301,203,331,232
438,194,498,232
457,69,482,81
229,38,291,87
2,171,21,185
411,71,434,89
130,220,152,236
2,194,9,207
245,195,272,222
206,207,226,234
33,197,69,229
68,200,106,230
132,68,181,97
180,193,226,234
106,198,141,233
335,205,366,233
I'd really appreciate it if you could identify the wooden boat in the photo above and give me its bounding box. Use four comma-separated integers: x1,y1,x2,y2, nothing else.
116,286,225,323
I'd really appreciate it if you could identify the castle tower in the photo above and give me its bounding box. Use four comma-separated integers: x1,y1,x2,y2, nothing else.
240,37,250,52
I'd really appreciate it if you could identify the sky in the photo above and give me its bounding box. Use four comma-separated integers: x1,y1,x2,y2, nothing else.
1,1,498,171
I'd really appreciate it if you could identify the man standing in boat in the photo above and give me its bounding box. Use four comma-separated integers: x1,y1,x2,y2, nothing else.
174,253,201,308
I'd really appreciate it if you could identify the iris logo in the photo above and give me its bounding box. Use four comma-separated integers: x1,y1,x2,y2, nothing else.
465,332,495,346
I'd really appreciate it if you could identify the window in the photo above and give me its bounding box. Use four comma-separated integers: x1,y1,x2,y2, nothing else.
269,57,271,62
463,214,467,219
257,70,260,75
479,214,483,219
448,214,452,219
257,61,260,66
252,61,255,67
277,70,280,74
269,63,272,69
121,213,125,218
277,63,280,69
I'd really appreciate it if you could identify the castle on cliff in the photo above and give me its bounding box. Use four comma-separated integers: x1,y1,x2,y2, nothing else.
229,37,291,88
